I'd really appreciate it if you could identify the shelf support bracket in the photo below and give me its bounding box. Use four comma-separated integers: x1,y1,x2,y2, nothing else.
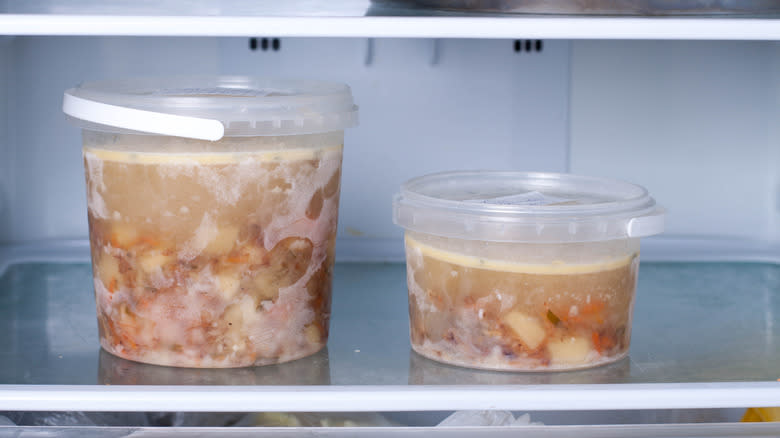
430,38,441,66
364,38,375,67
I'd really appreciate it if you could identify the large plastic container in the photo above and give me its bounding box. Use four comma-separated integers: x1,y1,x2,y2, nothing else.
393,171,664,371
63,77,358,368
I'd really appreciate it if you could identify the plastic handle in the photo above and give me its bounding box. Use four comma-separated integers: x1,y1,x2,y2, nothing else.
63,94,225,141
627,207,666,238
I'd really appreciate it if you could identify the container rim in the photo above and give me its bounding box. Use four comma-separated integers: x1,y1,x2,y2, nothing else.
393,171,665,242
63,76,358,139
399,170,654,218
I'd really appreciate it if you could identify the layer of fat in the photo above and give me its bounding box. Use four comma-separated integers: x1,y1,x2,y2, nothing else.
405,235,635,275
84,144,343,165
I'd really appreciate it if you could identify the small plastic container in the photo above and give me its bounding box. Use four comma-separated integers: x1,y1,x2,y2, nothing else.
63,77,358,368
393,171,664,371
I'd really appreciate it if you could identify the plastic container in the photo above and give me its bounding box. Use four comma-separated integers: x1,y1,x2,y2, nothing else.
63,77,358,368
393,171,664,371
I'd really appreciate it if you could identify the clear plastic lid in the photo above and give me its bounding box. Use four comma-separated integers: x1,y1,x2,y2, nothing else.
63,76,358,141
393,171,665,243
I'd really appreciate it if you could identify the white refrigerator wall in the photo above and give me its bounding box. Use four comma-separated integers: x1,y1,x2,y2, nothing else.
0,37,11,240
570,40,780,241
0,37,777,258
772,42,780,242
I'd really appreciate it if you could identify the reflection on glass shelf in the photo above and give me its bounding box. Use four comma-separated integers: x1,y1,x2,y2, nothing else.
629,262,780,383
0,263,97,384
408,351,632,385
98,348,330,386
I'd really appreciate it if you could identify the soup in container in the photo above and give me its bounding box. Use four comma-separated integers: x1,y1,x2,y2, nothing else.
393,171,664,371
63,77,358,368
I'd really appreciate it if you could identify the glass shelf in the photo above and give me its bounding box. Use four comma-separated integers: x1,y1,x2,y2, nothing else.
0,239,778,412
0,0,778,39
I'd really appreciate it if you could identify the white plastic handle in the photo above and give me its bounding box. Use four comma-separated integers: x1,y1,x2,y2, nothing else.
627,207,666,238
63,94,225,141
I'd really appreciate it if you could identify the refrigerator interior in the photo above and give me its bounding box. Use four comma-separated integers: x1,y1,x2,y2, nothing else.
0,32,779,433
0,38,778,250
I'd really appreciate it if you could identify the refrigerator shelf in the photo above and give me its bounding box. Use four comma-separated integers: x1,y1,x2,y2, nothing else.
0,238,778,412
0,0,779,40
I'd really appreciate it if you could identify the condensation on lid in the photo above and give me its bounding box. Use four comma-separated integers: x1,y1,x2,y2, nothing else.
63,76,358,140
393,171,665,243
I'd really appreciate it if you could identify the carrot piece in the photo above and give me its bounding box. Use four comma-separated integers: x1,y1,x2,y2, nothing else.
139,235,160,247
104,317,117,336
592,331,602,353
110,233,140,249
120,333,137,350
592,331,616,354
227,253,249,264
108,277,118,293
600,333,615,351
582,300,605,315
137,297,151,309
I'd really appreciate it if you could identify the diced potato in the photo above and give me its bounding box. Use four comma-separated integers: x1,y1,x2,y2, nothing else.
238,296,256,320
287,238,311,253
139,250,172,274
217,272,242,300
304,324,322,344
245,237,313,303
118,303,136,325
503,311,546,350
243,245,269,265
547,336,592,365
204,225,239,255
223,303,244,328
251,272,281,302
223,296,255,328
268,237,313,288
97,254,120,283
110,223,139,248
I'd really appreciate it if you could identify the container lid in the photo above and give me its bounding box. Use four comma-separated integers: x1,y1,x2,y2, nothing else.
393,171,665,243
63,76,358,141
